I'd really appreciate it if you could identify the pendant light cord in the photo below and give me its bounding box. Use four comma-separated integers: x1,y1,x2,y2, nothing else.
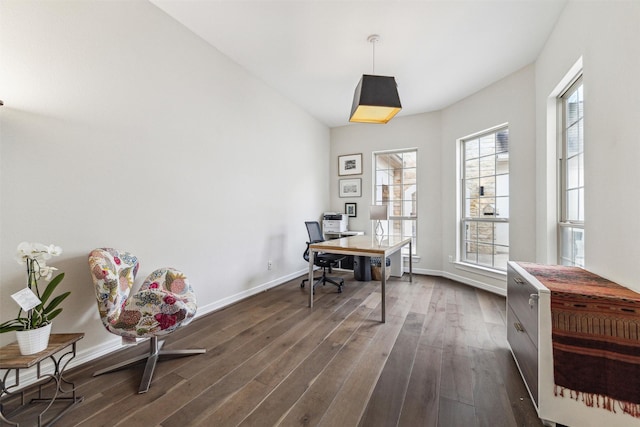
368,34,380,75
372,39,376,74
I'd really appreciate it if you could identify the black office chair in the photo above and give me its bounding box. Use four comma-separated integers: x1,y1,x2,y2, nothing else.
301,221,345,293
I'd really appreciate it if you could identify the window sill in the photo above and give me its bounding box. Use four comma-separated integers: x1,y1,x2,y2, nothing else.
453,261,506,281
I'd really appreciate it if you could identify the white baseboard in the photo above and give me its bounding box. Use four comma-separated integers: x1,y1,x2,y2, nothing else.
195,270,304,317
399,266,506,296
439,270,506,296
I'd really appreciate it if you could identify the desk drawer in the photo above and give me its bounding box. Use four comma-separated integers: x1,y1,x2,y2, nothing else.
507,264,539,343
507,305,539,405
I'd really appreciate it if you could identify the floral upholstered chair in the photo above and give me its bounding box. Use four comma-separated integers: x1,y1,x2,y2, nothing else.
88,248,205,393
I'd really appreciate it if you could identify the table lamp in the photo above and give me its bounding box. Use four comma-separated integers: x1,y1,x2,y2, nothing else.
370,205,388,237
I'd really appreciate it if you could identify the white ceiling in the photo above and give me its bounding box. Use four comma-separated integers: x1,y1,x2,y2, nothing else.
150,0,567,128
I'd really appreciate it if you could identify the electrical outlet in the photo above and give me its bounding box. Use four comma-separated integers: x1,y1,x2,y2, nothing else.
448,255,453,263
268,260,272,270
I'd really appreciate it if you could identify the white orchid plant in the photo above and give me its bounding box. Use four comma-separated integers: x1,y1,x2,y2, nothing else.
0,242,70,333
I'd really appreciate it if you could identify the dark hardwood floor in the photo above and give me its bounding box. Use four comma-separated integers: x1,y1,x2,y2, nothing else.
1,273,542,426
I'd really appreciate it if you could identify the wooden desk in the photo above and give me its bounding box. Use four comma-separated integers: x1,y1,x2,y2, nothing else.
0,333,84,426
308,235,412,322
322,231,365,271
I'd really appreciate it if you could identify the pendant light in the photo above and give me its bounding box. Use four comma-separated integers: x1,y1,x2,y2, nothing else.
349,35,402,124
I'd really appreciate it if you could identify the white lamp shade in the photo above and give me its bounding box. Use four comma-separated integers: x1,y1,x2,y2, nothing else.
369,205,389,221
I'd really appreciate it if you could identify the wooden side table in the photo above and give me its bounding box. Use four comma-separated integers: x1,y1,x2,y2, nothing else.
0,333,84,426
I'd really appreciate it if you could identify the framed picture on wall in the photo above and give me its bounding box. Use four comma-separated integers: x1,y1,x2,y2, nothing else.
345,202,357,217
339,178,361,198
338,153,363,176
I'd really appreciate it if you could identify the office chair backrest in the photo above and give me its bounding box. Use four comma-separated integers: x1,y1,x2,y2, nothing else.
305,221,324,243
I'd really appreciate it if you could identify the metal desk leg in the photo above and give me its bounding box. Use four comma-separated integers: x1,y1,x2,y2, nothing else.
381,260,386,323
409,241,413,282
308,249,315,308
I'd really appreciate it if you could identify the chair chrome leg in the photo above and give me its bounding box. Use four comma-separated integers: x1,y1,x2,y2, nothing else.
93,353,150,377
138,352,159,393
159,349,207,357
139,338,206,393
95,336,206,393
138,337,163,394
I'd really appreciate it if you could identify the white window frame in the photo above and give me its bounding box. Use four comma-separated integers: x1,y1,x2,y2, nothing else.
458,124,510,273
558,76,584,267
373,149,417,255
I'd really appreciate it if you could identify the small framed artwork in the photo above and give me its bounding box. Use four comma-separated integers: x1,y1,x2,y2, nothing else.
338,153,363,176
345,202,357,217
339,178,361,198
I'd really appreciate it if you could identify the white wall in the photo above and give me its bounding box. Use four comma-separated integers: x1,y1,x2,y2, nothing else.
441,64,537,293
0,0,330,360
535,0,640,292
331,64,536,295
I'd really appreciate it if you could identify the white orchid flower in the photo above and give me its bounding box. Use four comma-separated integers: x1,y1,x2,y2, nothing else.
47,245,63,256
15,241,63,264
38,265,58,281
32,242,52,260
15,241,33,264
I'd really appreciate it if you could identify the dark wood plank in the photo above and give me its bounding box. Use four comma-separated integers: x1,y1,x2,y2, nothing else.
164,297,370,426
469,346,518,427
459,287,495,350
439,350,474,405
358,312,426,427
443,298,468,357
493,346,544,427
397,343,442,426
278,331,375,426
420,282,447,349
476,289,506,325
236,301,372,426
439,284,475,406
316,278,417,427
199,296,369,426
438,397,476,427
145,294,360,425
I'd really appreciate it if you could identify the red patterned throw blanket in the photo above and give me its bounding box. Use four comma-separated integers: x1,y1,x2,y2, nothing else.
518,262,640,418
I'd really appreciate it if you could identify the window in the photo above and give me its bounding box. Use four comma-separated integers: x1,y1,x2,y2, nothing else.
559,77,584,267
373,149,417,254
460,126,509,271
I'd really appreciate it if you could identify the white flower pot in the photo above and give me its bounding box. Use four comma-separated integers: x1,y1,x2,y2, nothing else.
16,323,52,355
